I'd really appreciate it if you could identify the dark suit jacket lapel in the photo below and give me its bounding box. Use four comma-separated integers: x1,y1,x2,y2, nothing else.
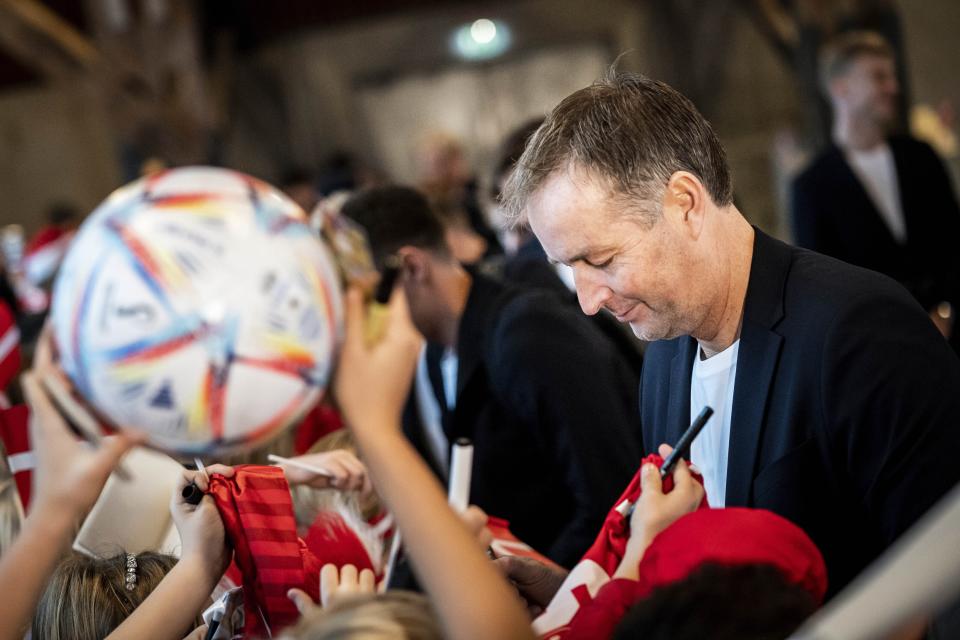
725,229,788,507
664,337,697,447
828,144,901,248
888,138,917,242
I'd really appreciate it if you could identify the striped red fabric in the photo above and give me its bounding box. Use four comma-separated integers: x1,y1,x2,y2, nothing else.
209,465,321,637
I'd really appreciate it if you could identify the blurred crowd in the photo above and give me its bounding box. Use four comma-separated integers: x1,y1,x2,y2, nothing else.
0,29,959,640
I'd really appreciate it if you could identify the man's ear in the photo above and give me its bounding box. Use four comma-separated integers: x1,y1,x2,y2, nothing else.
396,246,431,284
663,171,707,239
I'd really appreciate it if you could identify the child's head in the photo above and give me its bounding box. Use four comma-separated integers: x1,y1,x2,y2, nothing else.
283,591,442,640
614,562,817,639
32,551,180,640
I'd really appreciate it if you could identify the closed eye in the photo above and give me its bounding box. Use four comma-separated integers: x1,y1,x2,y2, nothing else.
587,256,614,269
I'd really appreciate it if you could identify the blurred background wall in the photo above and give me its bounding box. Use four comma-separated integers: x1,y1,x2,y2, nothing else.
0,0,956,240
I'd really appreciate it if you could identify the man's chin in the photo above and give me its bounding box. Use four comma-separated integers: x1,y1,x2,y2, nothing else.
628,321,674,343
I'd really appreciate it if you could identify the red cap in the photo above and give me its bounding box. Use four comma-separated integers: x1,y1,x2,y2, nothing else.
635,507,827,603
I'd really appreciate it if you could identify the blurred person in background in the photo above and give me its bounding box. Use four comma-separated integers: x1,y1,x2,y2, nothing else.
791,31,960,350
281,168,322,215
417,132,502,259
22,203,77,289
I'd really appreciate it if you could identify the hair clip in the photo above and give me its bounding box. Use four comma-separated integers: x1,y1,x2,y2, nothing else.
125,553,137,591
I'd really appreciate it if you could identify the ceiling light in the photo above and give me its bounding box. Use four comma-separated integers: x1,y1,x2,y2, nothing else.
452,18,510,61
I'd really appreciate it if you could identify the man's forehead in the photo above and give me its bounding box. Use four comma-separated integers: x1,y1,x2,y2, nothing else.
526,168,619,263
850,53,895,74
528,166,607,222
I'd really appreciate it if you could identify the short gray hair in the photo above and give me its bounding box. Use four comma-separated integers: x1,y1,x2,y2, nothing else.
501,71,733,226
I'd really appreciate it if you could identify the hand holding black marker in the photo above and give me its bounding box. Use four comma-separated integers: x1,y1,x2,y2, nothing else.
182,458,210,505
659,406,714,479
182,482,204,505
625,406,714,520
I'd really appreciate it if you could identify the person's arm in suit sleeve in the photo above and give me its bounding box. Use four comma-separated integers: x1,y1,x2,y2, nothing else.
821,282,960,546
492,298,642,566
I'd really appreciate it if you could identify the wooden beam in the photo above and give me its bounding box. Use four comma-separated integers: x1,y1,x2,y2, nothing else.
0,0,100,69
736,0,799,67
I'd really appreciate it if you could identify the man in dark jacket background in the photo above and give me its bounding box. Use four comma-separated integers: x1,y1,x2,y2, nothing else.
791,31,960,348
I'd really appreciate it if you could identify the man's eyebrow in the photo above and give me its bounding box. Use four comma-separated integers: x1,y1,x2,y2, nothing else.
547,254,586,266
548,251,588,267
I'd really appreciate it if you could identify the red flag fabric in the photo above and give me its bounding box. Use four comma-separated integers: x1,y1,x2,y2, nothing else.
562,508,828,639
0,301,21,393
209,465,378,637
0,404,32,510
533,454,707,638
303,511,377,576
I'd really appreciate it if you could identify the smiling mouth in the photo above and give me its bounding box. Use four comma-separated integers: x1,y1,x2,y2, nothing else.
610,304,639,323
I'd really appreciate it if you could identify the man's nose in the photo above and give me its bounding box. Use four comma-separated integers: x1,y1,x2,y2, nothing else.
574,266,612,316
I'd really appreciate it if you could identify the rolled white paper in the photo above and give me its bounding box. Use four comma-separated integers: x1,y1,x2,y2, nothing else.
447,438,474,513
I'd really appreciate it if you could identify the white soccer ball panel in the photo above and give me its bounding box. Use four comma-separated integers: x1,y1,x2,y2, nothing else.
49,166,344,456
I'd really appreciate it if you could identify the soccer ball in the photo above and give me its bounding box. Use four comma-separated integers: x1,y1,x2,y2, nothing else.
50,167,344,456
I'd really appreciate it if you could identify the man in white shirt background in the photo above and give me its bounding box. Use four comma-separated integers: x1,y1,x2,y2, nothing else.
791,31,960,351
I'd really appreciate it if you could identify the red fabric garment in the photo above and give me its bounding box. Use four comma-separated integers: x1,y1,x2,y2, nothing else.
580,454,705,575
533,454,706,639
0,404,31,510
209,465,321,637
303,511,377,576
562,508,828,639
209,466,379,637
0,301,21,393
292,402,344,454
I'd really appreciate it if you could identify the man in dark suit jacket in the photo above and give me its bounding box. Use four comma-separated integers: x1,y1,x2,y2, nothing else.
342,186,642,568
640,228,960,595
502,71,960,599
791,31,960,344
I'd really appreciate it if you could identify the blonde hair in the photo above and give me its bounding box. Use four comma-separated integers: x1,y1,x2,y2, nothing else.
0,477,22,557
32,551,187,640
282,591,442,640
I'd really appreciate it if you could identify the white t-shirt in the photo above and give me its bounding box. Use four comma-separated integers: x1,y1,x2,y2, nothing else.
689,340,739,507
845,143,907,243
414,347,459,473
